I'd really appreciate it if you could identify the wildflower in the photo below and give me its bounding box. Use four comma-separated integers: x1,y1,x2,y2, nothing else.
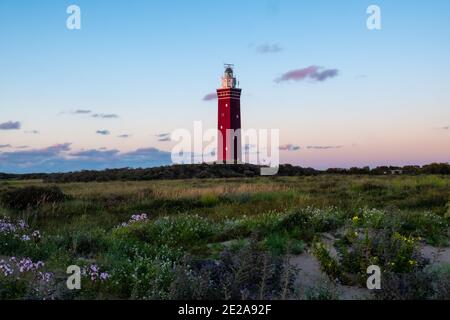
84,264,110,282
32,230,41,241
90,264,99,273
352,216,360,223
0,218,17,234
39,272,54,283
130,213,148,223
0,260,13,277
100,272,110,281
119,213,149,227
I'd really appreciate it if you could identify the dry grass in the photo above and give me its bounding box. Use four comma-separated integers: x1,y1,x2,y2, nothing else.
42,179,293,200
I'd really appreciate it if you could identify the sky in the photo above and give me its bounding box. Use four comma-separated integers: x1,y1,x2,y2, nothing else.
1,0,450,173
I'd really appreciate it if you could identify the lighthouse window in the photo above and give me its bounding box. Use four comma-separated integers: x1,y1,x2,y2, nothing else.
225,104,228,107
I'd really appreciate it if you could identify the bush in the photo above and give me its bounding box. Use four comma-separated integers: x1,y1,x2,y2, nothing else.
360,208,385,229
337,229,422,278
280,207,345,236
0,257,55,299
374,271,433,300
112,214,218,249
239,211,284,236
104,239,182,298
371,266,450,300
52,228,107,257
0,186,68,211
263,232,305,255
390,211,449,246
313,242,347,283
303,282,338,300
0,217,42,258
168,240,296,300
200,193,219,207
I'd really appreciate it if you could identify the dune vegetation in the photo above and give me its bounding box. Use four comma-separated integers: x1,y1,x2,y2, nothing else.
1,174,449,299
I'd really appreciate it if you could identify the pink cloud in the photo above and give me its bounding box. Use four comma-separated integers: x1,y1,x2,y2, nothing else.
202,92,217,101
276,66,339,83
279,144,300,151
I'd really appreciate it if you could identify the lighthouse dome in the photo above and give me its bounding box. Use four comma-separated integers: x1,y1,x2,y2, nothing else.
225,67,233,76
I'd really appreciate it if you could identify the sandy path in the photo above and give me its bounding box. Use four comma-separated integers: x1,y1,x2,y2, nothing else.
289,251,372,300
420,245,450,264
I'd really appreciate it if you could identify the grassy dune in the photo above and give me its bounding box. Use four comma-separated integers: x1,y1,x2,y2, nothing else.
1,175,449,299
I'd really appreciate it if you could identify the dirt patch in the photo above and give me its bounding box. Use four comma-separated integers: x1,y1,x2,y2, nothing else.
290,252,327,290
290,251,372,300
420,244,450,264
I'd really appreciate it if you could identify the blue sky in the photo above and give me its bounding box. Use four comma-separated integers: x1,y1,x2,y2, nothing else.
1,0,450,173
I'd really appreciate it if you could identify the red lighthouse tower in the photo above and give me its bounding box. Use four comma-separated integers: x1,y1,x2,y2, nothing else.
217,65,242,163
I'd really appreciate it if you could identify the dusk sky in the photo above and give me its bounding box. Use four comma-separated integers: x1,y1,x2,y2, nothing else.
1,0,450,173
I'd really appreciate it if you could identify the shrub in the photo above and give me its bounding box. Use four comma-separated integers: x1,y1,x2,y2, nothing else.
239,211,284,236
303,282,338,300
0,257,54,299
200,193,219,207
425,264,450,299
336,229,423,283
71,229,108,256
313,242,347,283
360,208,385,229
0,217,42,258
113,214,218,248
390,211,449,246
263,232,305,255
0,186,68,211
373,263,450,300
105,239,182,299
168,240,296,300
374,271,433,300
280,207,345,236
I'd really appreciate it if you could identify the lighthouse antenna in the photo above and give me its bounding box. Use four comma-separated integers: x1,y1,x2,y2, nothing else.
224,63,235,69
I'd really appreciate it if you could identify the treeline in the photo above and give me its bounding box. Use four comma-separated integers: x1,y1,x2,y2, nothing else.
41,164,318,183
325,163,450,175
0,172,48,180
1,162,449,183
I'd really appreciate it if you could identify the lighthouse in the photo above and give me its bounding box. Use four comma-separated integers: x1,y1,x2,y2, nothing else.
217,65,242,163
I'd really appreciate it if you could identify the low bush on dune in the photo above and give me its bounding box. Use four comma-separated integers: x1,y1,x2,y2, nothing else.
0,217,43,258
169,240,297,300
373,265,450,300
112,214,219,248
0,186,68,211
